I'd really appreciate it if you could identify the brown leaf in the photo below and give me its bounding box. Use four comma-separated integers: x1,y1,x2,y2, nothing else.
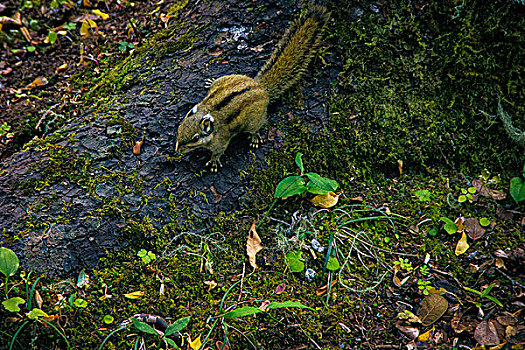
474,320,500,346
25,76,48,90
472,179,506,200
35,290,43,309
132,140,143,155
246,223,262,269
495,257,505,269
417,294,448,327
496,312,517,326
316,280,337,296
274,283,286,295
395,322,419,339
310,191,339,208
455,232,469,256
464,217,486,240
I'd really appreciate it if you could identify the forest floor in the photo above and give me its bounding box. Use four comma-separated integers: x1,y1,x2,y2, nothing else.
1,1,524,349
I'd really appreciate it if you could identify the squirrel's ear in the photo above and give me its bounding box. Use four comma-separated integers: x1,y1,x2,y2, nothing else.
200,114,215,135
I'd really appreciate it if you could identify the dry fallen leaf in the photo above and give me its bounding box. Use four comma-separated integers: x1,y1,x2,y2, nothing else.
246,223,262,269
474,320,500,346
418,326,434,342
316,280,337,296
395,322,419,339
25,76,48,90
124,291,144,299
274,283,286,295
35,290,43,309
495,257,505,269
132,140,143,155
455,232,470,256
397,159,403,174
418,294,448,327
464,217,486,240
310,191,339,208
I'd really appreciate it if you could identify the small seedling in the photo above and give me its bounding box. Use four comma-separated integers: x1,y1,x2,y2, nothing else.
420,265,429,276
394,258,413,272
274,153,339,198
417,279,432,295
137,249,156,264
119,41,135,52
414,189,431,202
464,283,503,307
440,217,457,235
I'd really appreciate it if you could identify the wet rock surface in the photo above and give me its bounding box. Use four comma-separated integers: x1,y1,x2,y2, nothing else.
0,0,339,276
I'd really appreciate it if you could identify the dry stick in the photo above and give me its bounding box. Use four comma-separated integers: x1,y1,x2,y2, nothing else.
238,262,246,302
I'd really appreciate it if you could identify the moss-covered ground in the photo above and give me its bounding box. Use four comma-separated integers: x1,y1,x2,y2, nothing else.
1,0,524,349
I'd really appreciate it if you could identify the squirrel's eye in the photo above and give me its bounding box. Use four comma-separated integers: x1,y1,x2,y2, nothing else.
191,135,200,142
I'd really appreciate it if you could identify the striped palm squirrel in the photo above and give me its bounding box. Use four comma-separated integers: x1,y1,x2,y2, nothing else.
176,6,330,171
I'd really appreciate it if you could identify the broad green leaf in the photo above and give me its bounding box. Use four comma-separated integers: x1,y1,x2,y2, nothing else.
326,255,340,271
26,308,48,320
305,173,339,193
103,315,114,324
440,217,457,235
274,176,306,198
137,249,147,257
267,301,315,311
47,31,58,44
73,298,87,308
479,218,491,227
295,152,304,173
223,306,264,319
0,247,19,278
131,317,159,335
3,297,25,312
165,316,190,336
285,250,305,272
510,177,525,203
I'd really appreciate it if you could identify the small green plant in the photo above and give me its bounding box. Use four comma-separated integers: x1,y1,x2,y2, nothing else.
393,258,413,272
285,250,305,272
414,189,431,202
464,283,503,307
118,41,135,52
137,249,156,264
417,279,432,295
440,217,457,235
274,153,339,198
0,122,11,137
510,165,525,203
458,186,477,203
420,265,429,276
479,217,491,227
63,22,77,31
98,316,190,350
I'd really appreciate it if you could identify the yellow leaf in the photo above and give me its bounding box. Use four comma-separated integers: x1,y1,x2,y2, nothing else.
57,30,67,36
92,9,109,20
246,223,262,269
25,76,48,90
124,291,144,299
418,326,435,342
310,191,339,209
455,232,469,255
56,62,68,72
80,21,90,38
190,335,202,350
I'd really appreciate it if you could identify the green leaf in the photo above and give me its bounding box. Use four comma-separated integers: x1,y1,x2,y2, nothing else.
479,217,491,227
440,217,457,235
285,250,305,273
468,186,477,194
414,189,431,202
326,255,340,271
485,295,503,307
73,298,87,308
427,228,438,237
223,306,264,319
510,177,525,203
480,283,495,298
0,247,19,278
458,195,467,203
464,287,482,296
305,173,339,193
137,249,147,257
267,301,315,311
306,181,330,195
26,46,36,52
26,308,48,320
48,31,58,44
295,152,304,173
103,315,114,324
3,297,25,312
131,317,159,335
164,338,179,348
274,176,306,198
165,316,190,336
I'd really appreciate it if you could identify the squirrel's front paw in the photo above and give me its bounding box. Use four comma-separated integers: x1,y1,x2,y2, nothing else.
205,158,222,172
249,133,262,149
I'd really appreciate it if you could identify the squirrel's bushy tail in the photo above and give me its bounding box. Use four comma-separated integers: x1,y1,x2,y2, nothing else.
255,6,330,102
